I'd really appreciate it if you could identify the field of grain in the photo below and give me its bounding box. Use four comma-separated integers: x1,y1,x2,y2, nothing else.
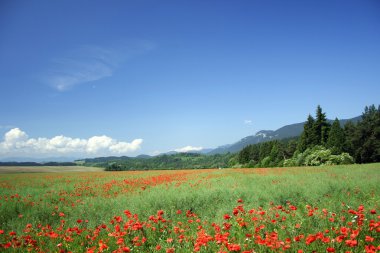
0,164,379,252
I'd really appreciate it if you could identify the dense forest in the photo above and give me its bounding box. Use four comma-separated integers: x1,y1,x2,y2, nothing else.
83,104,379,171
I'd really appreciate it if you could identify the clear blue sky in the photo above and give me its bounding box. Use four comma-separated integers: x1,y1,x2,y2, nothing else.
0,0,379,158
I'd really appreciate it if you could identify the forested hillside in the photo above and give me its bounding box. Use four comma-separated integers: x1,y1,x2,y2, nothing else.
238,104,380,167
82,153,235,171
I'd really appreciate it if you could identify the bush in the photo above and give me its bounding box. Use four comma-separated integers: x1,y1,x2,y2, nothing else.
259,156,271,167
304,146,332,166
284,146,354,167
327,153,354,165
283,158,297,167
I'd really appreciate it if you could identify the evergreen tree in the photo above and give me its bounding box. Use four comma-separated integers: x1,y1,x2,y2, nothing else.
343,121,357,156
259,141,272,161
352,105,380,163
249,145,260,163
238,146,252,164
297,114,317,152
269,141,280,162
285,139,298,158
314,105,330,145
327,118,345,154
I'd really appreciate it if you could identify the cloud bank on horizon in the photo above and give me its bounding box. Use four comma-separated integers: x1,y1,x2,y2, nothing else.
174,145,204,153
0,128,142,158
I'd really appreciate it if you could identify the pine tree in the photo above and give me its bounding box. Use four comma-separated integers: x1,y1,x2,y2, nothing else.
285,139,298,158
327,118,345,154
238,146,250,164
314,105,330,145
343,121,357,156
297,114,317,152
352,105,380,163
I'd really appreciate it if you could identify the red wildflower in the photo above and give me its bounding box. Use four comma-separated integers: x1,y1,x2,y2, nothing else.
166,248,175,253
365,245,377,253
3,242,12,248
98,240,108,251
345,239,357,247
124,210,132,217
227,243,241,251
116,238,124,245
306,234,316,245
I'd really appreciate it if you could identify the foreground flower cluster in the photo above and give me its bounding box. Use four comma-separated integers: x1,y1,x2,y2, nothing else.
1,200,378,252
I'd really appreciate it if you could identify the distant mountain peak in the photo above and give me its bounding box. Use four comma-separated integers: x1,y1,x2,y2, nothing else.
255,130,275,139
207,116,361,155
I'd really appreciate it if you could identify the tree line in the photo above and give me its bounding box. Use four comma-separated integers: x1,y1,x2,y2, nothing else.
102,153,235,171
238,104,380,167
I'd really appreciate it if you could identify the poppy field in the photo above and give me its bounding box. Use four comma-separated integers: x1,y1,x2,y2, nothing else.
0,164,379,252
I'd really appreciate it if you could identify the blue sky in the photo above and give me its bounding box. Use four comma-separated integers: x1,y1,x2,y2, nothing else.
0,0,379,158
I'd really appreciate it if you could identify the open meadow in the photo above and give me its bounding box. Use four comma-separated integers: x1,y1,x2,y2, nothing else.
0,164,379,252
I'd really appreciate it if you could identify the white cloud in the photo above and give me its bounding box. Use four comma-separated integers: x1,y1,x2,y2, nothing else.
4,128,28,143
151,150,161,156
86,136,114,153
244,120,253,125
174,146,204,153
0,128,142,158
45,40,156,91
109,139,143,154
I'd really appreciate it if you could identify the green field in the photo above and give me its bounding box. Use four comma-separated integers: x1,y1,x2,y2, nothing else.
0,164,379,252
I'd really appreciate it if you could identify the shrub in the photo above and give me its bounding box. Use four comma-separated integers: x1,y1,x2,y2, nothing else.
304,146,332,166
284,146,354,167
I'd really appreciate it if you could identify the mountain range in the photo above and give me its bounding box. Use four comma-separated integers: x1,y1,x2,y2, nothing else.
206,116,361,154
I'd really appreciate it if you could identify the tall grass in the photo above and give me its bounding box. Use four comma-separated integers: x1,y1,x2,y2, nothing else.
0,163,379,252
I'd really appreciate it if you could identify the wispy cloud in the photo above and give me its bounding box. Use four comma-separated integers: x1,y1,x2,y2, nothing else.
174,145,204,153
44,40,155,91
0,128,143,158
244,120,253,125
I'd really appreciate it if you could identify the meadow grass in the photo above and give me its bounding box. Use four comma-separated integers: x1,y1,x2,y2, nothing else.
0,163,379,252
